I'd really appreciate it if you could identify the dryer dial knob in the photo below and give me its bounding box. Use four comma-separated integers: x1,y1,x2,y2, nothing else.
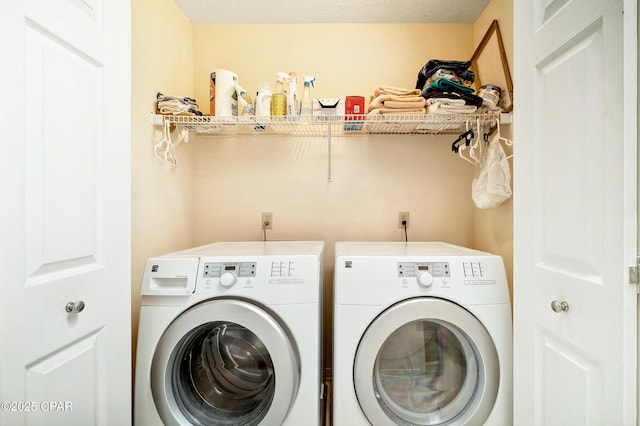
417,271,434,287
220,272,238,288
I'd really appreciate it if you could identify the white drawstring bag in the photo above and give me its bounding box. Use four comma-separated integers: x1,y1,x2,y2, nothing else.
471,134,512,208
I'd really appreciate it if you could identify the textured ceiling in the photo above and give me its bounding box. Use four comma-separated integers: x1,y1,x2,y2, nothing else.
174,0,491,24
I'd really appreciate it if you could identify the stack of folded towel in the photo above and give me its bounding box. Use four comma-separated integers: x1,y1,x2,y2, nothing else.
156,92,203,116
367,86,427,115
415,60,483,114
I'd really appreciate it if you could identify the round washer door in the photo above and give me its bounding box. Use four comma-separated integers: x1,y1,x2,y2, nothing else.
354,298,499,426
151,299,300,426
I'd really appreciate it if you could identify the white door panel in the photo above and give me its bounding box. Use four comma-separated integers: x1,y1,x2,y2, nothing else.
2,328,108,425
514,0,636,424
0,0,130,424
24,20,104,283
537,332,603,425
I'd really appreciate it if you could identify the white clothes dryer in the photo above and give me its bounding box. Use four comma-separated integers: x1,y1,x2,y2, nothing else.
134,241,324,426
333,242,512,426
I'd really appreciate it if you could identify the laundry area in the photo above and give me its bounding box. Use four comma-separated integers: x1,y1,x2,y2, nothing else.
132,0,514,369
134,0,638,420
2,0,636,424
132,0,515,423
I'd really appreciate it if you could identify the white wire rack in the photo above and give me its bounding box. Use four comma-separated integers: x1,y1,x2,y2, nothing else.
152,113,509,136
150,112,511,181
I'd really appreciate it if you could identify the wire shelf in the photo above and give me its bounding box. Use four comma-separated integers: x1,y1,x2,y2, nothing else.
156,113,508,136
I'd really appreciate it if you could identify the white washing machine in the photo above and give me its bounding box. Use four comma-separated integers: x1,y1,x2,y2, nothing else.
134,241,324,426
333,242,512,426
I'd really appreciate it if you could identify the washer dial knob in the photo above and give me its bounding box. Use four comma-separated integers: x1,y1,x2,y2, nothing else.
417,271,434,287
220,271,237,288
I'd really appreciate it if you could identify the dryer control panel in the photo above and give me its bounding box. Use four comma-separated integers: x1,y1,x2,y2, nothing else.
203,262,257,278
397,262,450,278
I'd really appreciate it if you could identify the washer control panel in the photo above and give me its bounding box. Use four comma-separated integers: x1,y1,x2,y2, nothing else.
203,262,257,278
269,260,305,285
398,262,450,278
462,261,484,278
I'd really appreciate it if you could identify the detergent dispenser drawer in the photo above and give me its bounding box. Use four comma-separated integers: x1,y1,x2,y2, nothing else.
141,258,199,296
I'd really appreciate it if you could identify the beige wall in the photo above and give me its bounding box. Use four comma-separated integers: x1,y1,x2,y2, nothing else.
191,23,480,368
131,0,196,366
131,1,514,374
193,24,473,113
473,0,515,302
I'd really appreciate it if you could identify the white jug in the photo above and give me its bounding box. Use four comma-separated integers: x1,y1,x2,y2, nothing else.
210,69,238,116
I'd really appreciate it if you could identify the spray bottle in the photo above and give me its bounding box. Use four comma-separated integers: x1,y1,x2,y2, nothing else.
287,71,298,120
270,72,287,117
300,76,315,117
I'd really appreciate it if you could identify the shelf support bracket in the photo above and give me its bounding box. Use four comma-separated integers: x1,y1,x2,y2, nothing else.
327,121,332,182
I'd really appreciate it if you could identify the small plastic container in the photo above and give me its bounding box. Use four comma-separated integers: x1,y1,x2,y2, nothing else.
478,84,502,109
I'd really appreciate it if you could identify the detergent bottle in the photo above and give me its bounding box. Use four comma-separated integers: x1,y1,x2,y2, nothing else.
300,76,315,117
270,72,287,117
255,81,272,119
234,84,254,116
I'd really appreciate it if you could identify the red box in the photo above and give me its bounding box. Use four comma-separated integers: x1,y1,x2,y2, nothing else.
344,96,365,131
345,96,365,116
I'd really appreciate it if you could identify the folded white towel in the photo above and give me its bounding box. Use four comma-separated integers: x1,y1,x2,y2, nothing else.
158,99,199,115
157,92,198,107
368,94,426,112
426,98,467,107
374,86,422,97
427,101,477,114
158,107,196,116
368,107,427,115
383,100,426,109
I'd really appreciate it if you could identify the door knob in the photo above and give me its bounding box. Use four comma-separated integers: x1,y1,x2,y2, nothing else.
65,300,86,313
550,300,569,313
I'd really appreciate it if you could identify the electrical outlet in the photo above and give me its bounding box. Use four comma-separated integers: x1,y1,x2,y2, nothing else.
262,212,273,230
398,211,410,229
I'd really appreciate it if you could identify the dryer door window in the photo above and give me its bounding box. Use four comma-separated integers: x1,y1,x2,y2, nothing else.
354,298,499,426
173,321,275,425
151,299,300,426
